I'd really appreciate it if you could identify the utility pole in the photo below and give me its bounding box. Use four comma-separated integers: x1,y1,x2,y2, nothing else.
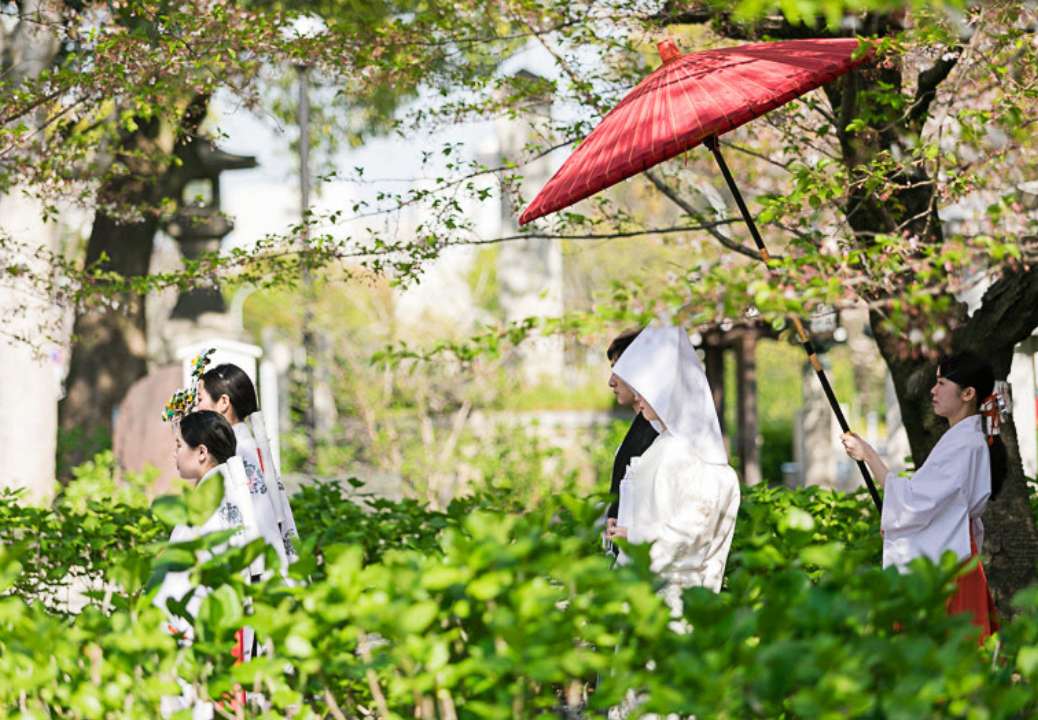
298,64,317,475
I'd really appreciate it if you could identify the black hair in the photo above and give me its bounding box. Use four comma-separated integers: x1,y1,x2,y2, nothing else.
179,410,237,465
607,328,644,363
201,363,258,421
938,352,1007,499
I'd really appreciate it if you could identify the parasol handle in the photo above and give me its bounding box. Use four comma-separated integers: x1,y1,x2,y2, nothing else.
704,135,882,514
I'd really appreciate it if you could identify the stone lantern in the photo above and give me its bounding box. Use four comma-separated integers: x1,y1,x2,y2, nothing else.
163,138,257,319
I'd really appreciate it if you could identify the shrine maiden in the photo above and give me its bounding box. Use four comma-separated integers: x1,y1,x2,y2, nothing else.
196,363,297,569
842,352,1005,637
606,325,740,613
155,411,256,635
156,410,258,718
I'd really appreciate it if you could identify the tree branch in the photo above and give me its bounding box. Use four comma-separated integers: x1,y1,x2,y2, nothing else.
643,169,765,262
907,51,962,131
954,264,1038,362
651,2,846,39
464,221,740,246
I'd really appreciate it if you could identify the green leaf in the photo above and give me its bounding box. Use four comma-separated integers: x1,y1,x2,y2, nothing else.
799,542,844,569
151,494,188,527
780,507,816,534
1017,646,1038,676
186,472,224,525
199,584,243,632
399,600,439,634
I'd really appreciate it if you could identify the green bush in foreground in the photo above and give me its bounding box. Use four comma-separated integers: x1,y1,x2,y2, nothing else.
1,457,1037,718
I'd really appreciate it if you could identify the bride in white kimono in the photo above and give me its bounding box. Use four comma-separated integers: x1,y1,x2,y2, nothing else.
606,325,740,614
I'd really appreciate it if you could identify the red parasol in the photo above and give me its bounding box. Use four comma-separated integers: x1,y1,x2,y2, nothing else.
519,38,869,225
520,37,882,512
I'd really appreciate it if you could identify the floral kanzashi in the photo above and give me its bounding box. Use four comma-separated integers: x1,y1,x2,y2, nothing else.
161,348,216,423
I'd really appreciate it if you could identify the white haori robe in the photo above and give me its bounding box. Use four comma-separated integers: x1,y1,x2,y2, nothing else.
233,422,290,573
617,432,740,611
247,412,300,564
881,414,991,572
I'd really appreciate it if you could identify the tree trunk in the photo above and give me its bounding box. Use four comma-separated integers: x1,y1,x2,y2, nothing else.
59,209,158,470
704,341,726,437
58,99,207,472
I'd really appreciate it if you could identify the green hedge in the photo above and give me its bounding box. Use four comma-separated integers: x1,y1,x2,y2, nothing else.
1,456,1037,718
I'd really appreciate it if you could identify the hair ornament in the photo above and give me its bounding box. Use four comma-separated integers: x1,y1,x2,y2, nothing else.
161,348,216,423
980,381,1012,447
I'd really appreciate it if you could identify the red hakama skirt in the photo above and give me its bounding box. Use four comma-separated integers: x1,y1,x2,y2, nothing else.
946,531,998,642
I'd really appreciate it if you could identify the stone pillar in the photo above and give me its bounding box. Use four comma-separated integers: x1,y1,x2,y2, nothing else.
0,192,69,503
494,70,564,384
496,236,565,382
112,366,182,494
0,7,67,501
883,372,912,476
797,359,839,489
736,331,761,485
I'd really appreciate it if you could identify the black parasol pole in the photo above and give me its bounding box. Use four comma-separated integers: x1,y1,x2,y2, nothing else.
705,135,883,514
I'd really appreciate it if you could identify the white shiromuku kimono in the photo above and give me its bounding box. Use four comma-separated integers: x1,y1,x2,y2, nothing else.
881,414,991,572
613,326,741,614
616,433,740,605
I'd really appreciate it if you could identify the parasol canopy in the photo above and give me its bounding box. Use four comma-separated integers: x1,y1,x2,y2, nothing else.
519,37,870,225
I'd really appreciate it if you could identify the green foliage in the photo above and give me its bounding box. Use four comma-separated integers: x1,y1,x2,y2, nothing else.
760,419,795,484
2,452,1037,717
56,426,113,481
0,453,164,612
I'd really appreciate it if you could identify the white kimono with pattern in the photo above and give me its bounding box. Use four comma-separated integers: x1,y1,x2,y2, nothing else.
154,459,258,718
246,412,300,565
233,422,290,573
153,462,255,637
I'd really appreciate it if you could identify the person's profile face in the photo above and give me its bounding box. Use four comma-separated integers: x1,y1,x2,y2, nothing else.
173,424,208,481
195,381,232,421
608,367,636,407
931,369,973,420
195,380,217,411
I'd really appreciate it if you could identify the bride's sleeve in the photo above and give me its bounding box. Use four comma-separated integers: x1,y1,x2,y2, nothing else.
648,452,740,593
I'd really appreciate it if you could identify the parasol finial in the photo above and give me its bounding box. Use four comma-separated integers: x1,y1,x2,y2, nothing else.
657,38,682,64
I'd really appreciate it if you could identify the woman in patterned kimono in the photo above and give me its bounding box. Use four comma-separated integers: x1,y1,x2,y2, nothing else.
841,352,1004,640
156,410,257,718
157,410,243,634
605,325,741,615
196,363,296,570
